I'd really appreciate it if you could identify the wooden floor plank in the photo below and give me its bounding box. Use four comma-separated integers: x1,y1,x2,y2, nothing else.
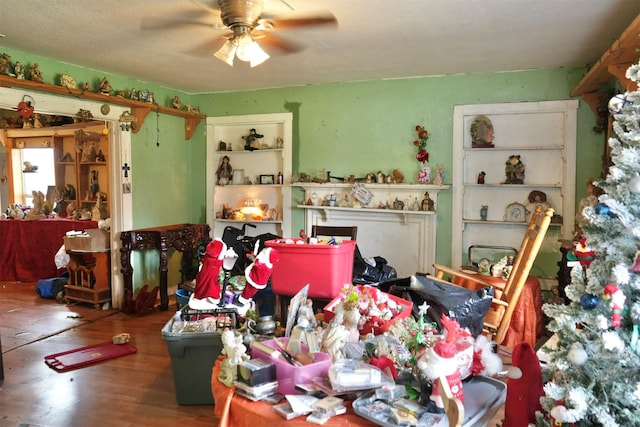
0,282,216,427
0,281,505,427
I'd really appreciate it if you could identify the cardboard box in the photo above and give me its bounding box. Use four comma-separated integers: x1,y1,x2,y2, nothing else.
64,229,110,252
265,239,356,299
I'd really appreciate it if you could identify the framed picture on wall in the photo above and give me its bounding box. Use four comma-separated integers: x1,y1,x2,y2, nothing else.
260,174,275,185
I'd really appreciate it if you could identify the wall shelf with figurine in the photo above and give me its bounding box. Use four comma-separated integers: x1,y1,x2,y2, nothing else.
292,181,451,278
0,75,205,140
205,113,292,239
451,100,578,270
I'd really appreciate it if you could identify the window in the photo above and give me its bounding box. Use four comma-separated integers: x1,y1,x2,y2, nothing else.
21,148,55,206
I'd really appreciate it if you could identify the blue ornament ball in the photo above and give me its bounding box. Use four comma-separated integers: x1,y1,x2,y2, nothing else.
608,94,629,114
595,203,611,216
580,293,599,309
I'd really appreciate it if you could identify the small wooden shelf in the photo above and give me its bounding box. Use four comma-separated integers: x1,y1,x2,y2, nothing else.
0,74,205,140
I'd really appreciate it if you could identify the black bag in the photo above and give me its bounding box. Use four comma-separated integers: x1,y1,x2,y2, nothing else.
352,245,397,285
380,275,494,337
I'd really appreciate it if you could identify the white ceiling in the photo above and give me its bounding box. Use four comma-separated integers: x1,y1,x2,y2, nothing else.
0,0,639,94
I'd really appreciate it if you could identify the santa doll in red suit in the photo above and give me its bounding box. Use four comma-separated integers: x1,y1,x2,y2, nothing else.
232,246,279,315
417,340,464,409
190,238,279,316
189,238,234,310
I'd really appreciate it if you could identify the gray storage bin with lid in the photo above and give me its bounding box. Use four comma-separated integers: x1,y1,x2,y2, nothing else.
161,313,223,405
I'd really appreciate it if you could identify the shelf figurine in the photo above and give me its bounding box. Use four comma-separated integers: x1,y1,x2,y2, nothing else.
243,128,263,151
216,155,233,185
503,155,525,184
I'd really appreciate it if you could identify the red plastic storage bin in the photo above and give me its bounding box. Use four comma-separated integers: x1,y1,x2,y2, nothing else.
265,239,356,299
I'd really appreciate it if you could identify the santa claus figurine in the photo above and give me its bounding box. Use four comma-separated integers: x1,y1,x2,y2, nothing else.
189,238,231,309
603,284,626,328
232,246,279,315
417,340,464,409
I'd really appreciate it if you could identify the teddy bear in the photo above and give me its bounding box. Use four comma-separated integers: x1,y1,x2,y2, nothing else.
504,154,525,184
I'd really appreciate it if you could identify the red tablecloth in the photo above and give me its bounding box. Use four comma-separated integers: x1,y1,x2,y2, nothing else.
454,275,544,348
212,357,377,427
0,218,98,281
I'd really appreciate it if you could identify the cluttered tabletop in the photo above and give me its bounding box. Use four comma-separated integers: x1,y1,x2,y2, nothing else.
171,237,512,427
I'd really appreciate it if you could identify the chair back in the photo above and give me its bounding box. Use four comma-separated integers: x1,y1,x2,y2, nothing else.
432,205,553,344
485,205,553,343
311,225,358,241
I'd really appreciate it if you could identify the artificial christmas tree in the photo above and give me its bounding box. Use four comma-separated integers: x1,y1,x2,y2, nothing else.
537,61,640,426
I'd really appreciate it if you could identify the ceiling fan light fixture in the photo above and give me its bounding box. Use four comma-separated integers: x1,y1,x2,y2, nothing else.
234,33,269,67
213,40,237,66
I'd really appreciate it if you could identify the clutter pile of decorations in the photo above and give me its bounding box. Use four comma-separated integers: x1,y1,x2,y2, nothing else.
176,235,509,426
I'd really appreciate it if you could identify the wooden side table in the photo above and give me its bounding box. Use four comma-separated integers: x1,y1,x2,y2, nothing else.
65,249,112,309
119,223,211,311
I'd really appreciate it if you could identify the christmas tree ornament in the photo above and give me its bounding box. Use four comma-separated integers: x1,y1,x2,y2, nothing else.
574,238,595,268
580,293,599,309
630,174,640,194
567,343,588,365
608,93,629,114
603,284,626,328
632,250,640,273
595,202,611,216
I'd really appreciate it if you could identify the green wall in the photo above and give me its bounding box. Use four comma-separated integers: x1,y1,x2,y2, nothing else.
194,67,604,273
1,46,605,275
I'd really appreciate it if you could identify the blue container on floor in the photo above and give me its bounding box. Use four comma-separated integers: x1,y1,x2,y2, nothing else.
175,288,191,310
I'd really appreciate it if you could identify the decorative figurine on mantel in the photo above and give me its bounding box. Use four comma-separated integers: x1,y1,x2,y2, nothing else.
13,61,25,79
171,96,181,109
503,154,525,184
243,128,264,151
421,192,435,211
28,63,44,83
99,77,111,95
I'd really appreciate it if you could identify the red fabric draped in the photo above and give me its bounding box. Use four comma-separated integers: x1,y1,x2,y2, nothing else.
0,219,98,281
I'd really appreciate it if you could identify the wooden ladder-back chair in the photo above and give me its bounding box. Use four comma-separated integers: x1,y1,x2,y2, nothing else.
433,205,553,344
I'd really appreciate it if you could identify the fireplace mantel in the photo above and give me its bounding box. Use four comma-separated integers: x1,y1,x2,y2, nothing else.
293,183,450,277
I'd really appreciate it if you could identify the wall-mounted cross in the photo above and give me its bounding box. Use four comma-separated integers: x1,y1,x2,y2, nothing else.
122,163,130,178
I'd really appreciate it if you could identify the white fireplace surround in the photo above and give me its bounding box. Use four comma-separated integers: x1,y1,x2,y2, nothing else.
295,183,450,278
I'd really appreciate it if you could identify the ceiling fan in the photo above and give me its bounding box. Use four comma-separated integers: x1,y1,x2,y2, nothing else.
141,0,337,67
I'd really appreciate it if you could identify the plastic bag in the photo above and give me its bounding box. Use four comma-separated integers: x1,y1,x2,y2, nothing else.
352,245,397,285
54,244,70,269
380,275,494,337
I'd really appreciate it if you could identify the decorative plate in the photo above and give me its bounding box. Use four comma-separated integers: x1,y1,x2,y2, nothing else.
504,202,527,222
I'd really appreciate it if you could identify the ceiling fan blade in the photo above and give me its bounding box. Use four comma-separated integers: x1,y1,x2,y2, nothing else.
140,16,221,31
141,1,223,31
185,33,233,56
259,11,337,30
258,32,304,54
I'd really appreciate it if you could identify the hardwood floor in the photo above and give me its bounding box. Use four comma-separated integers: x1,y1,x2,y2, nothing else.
0,282,216,427
0,281,505,427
